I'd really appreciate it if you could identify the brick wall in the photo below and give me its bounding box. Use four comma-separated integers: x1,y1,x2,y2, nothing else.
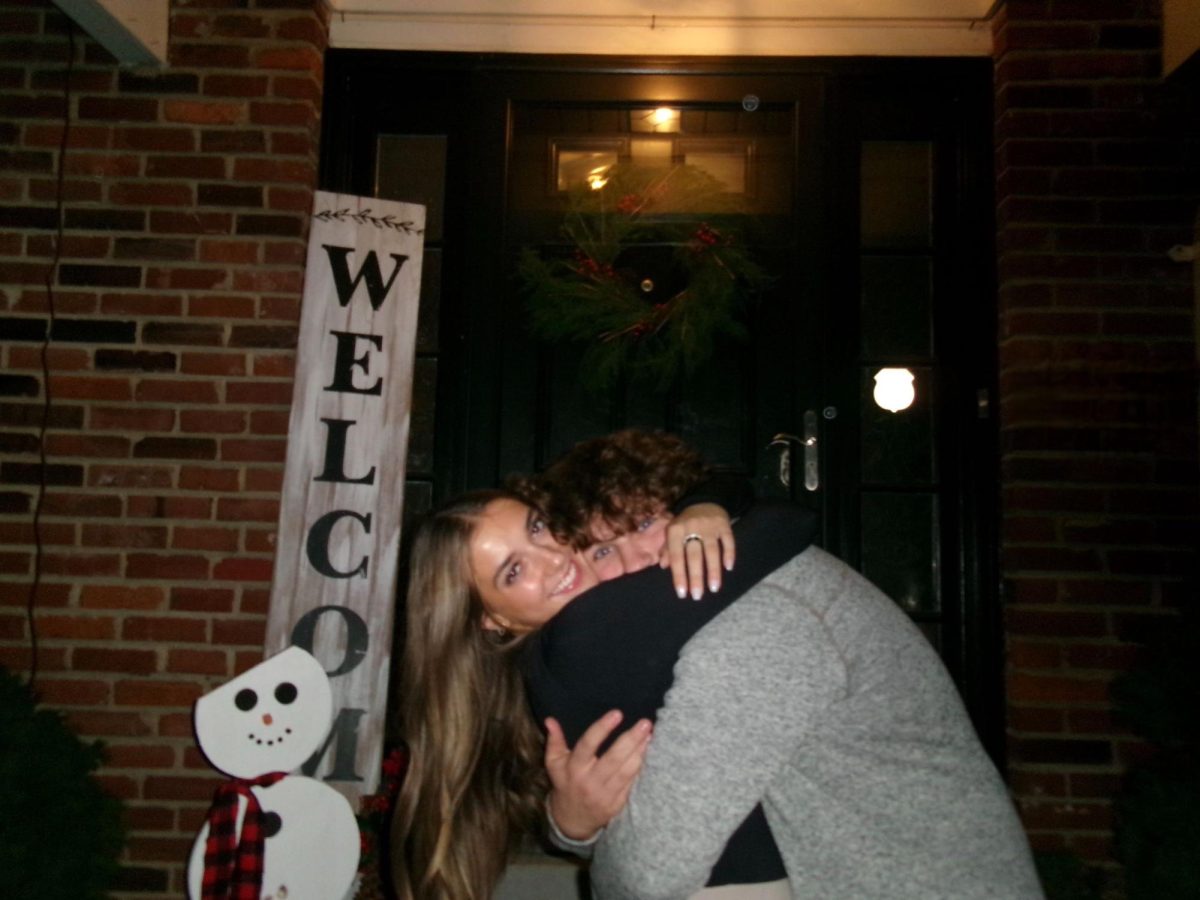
994,0,1200,881
0,1,328,895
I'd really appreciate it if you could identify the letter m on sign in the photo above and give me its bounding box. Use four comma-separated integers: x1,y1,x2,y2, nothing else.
264,193,426,807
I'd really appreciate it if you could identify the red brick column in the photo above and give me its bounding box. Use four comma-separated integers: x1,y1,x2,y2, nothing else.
993,0,1200,878
0,1,328,895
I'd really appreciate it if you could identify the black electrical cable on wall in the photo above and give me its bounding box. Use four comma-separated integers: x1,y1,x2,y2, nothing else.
26,20,75,690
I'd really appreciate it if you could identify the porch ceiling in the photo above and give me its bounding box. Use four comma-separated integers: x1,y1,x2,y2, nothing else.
326,0,999,57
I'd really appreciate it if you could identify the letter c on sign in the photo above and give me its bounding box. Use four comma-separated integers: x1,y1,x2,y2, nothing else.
305,509,371,579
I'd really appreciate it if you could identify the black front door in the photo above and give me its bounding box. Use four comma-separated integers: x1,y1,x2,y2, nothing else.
321,52,1001,750
494,76,824,503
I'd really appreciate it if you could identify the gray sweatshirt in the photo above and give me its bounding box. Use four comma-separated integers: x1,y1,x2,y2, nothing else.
590,548,1044,900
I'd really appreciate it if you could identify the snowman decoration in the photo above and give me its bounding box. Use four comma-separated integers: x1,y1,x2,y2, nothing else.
187,646,360,900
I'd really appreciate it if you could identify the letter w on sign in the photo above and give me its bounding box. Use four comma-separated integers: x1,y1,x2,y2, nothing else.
264,192,425,806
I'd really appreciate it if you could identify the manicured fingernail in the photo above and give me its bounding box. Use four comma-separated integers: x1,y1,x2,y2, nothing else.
710,580,720,592
725,560,734,571
691,586,703,600
676,585,687,598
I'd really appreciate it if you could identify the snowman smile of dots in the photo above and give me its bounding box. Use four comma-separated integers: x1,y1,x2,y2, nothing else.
237,680,297,748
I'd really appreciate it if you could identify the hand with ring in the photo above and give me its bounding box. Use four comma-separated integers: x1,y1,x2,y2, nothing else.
661,502,736,599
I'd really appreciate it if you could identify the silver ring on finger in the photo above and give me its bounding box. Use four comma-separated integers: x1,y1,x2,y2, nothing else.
683,533,703,545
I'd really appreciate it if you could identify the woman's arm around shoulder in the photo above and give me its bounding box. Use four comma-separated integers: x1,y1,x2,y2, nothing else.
714,499,817,594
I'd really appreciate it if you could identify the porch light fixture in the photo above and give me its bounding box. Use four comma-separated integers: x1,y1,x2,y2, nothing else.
632,106,681,133
873,367,915,413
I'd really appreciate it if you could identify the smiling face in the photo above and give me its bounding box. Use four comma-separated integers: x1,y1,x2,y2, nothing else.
469,497,599,634
193,646,332,779
585,507,672,581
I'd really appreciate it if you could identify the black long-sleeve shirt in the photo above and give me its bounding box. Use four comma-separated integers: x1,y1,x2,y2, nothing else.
523,500,817,887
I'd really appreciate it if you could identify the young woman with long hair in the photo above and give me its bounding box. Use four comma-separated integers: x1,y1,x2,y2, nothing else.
388,491,556,900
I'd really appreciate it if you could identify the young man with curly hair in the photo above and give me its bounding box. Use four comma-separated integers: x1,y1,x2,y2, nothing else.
510,429,1042,900
512,429,750,599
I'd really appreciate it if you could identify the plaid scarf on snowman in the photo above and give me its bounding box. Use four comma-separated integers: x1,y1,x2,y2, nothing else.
201,772,288,900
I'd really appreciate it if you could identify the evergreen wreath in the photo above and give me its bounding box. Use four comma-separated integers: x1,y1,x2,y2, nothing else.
518,163,771,390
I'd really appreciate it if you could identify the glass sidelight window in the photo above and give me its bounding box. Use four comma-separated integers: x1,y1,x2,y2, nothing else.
857,139,942,639
374,135,449,504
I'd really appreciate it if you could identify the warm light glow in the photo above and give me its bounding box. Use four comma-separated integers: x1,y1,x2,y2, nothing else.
652,107,674,125
586,166,611,190
873,367,915,413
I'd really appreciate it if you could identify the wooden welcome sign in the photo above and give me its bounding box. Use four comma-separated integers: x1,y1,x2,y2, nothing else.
264,191,425,804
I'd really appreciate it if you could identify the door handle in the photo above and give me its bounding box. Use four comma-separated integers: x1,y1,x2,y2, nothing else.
768,411,819,492
767,433,797,489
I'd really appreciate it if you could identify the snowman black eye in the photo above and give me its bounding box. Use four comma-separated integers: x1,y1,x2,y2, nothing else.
274,682,297,704
235,688,257,711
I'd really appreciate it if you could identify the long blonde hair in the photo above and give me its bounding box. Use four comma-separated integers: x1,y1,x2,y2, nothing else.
390,490,549,900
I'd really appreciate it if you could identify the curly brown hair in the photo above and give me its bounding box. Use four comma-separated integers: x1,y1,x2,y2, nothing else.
509,429,708,549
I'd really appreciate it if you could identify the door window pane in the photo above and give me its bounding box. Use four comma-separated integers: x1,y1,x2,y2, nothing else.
861,491,941,615
631,137,674,164
415,248,441,353
860,255,933,359
917,622,942,653
376,134,447,503
860,141,932,249
376,134,447,242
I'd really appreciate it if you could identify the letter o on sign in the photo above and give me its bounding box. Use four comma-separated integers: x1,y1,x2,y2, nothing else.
291,605,370,677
